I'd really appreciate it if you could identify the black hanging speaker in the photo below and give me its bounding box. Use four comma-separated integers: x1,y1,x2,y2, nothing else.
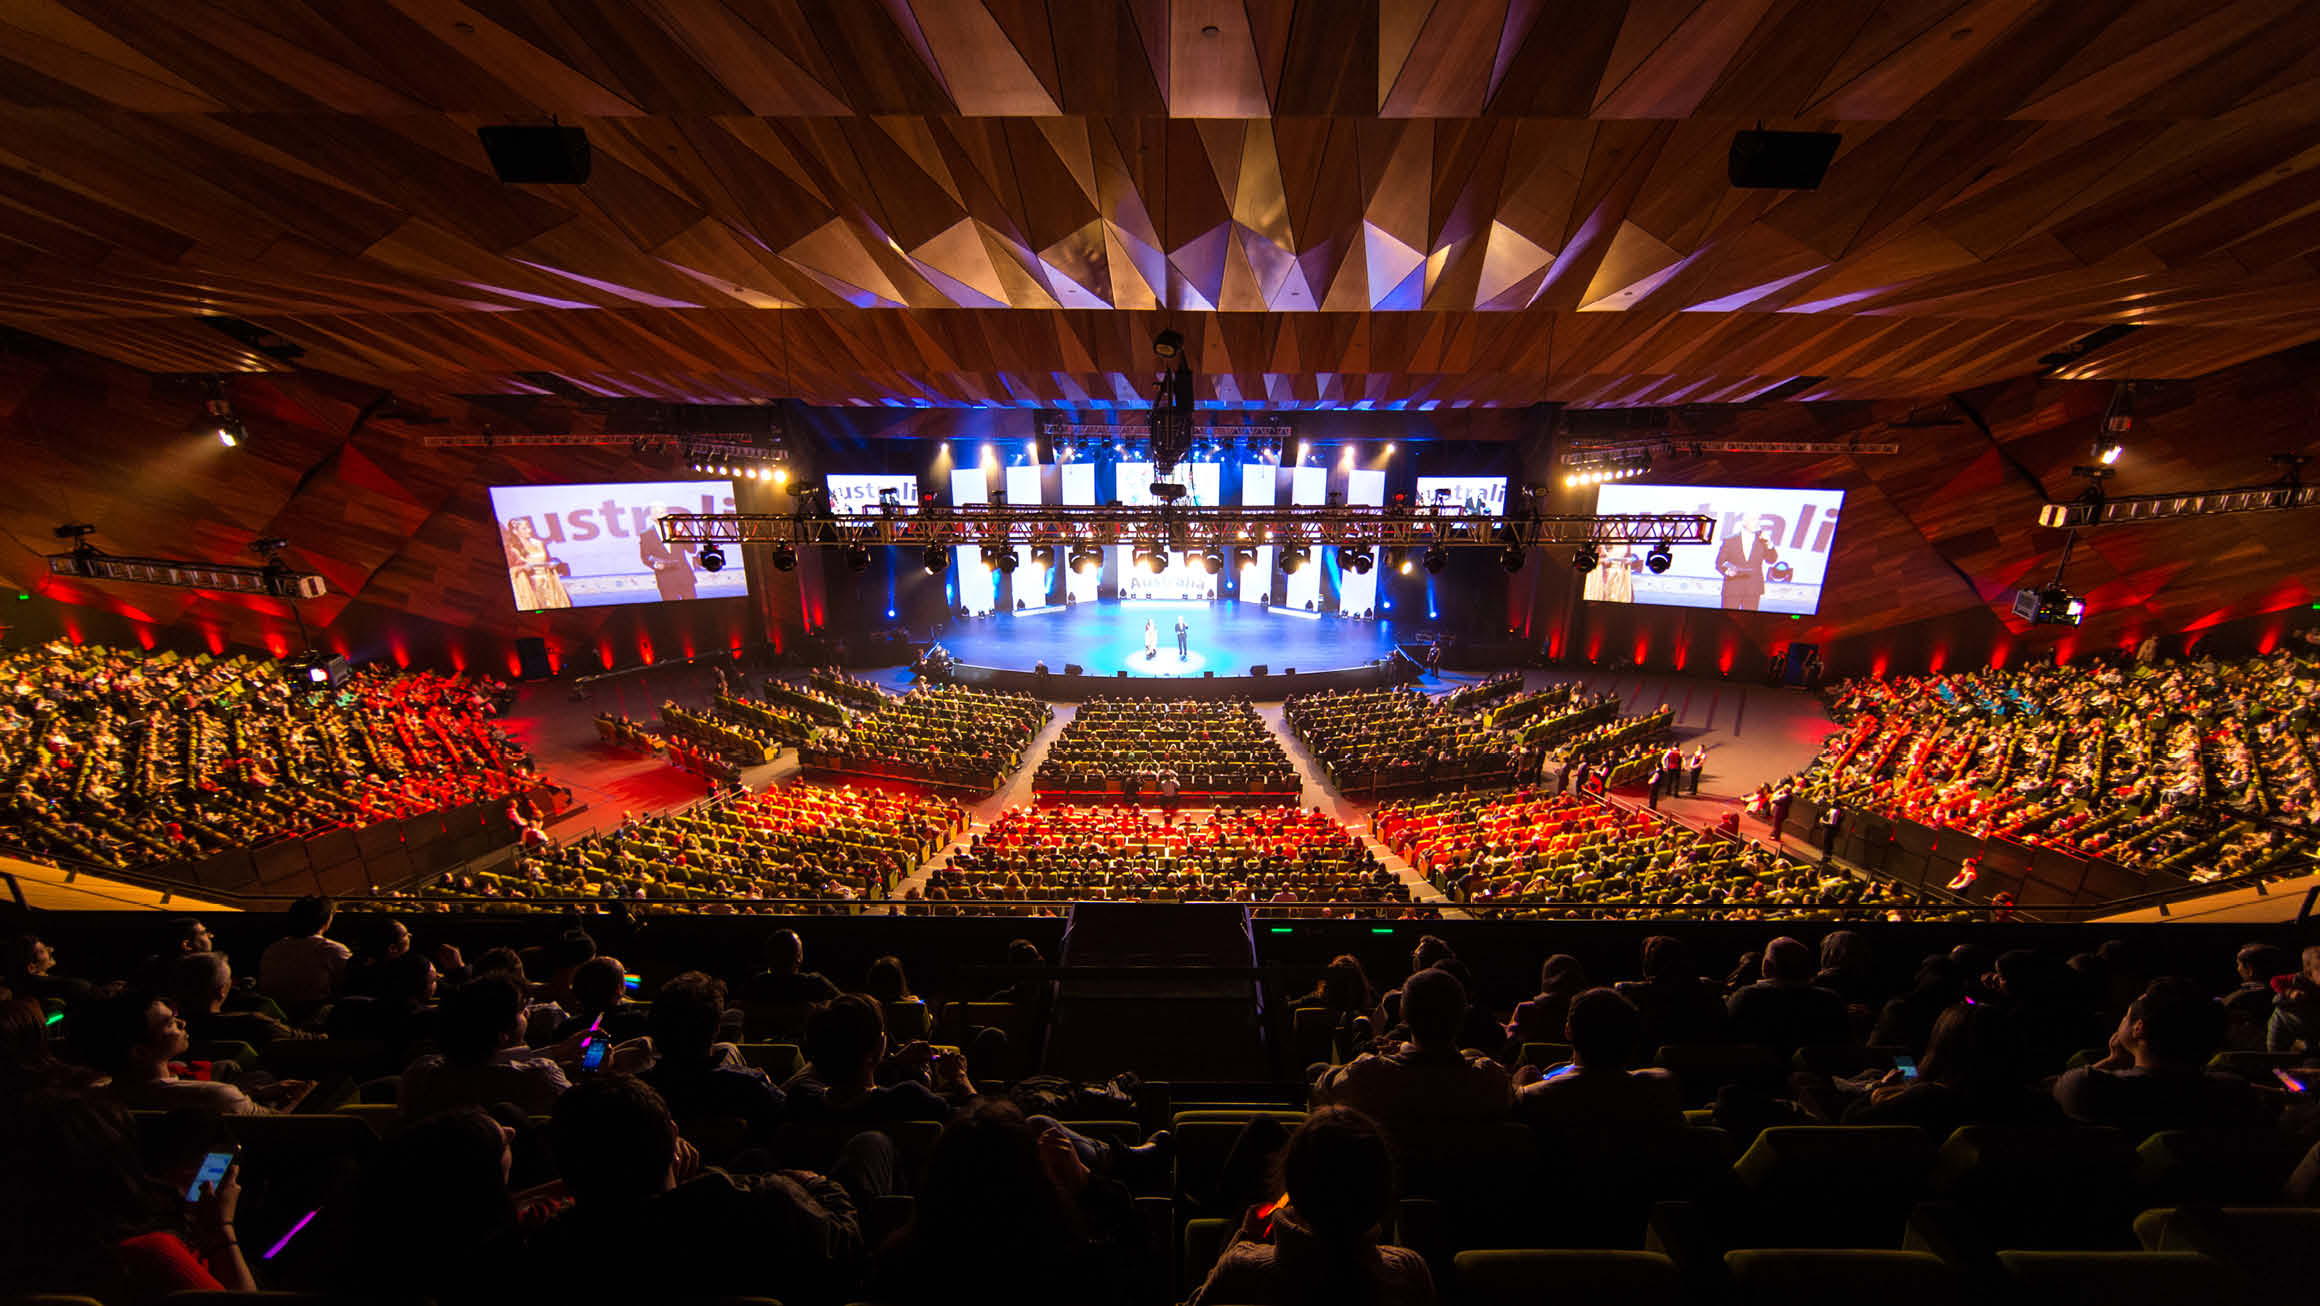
1064,663,1084,677
514,636,553,681
478,125,593,184
1250,664,1268,676
1728,129,1841,190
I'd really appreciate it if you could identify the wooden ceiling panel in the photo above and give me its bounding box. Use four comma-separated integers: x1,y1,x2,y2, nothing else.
0,3,2313,407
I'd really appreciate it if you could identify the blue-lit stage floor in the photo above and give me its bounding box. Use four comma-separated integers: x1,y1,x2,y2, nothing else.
938,599,1404,678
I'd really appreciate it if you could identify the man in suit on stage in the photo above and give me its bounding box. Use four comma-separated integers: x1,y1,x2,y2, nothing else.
638,507,698,601
1714,514,1778,611
1174,616,1189,660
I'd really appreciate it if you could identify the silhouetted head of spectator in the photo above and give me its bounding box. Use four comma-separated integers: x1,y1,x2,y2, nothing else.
353,916,411,967
1280,1106,1396,1248
571,957,627,1016
1409,934,1454,976
2235,943,2291,986
904,1099,1069,1263
438,976,526,1066
346,1106,517,1289
1993,949,2065,1003
1005,938,1043,968
1320,955,1372,1011
377,951,439,1009
545,929,597,977
165,952,232,1016
1640,935,1691,983
648,972,726,1067
2119,978,2225,1070
803,994,887,1087
474,947,525,983
167,917,212,956
285,895,335,939
767,929,805,975
0,934,55,984
1762,937,1814,984
1565,987,1645,1070
70,994,182,1078
1919,1001,2021,1088
551,1074,677,1205
1818,930,1869,978
1400,967,1466,1050
1539,954,1587,996
1948,942,1993,983
866,955,912,1005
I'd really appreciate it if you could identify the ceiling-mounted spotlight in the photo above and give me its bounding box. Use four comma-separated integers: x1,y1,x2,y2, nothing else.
1070,543,1103,575
1645,542,1674,574
844,542,871,572
1280,545,1309,574
1424,544,1449,574
2099,441,2123,465
697,543,727,573
770,544,797,572
216,422,242,449
1334,545,1358,572
1385,546,1407,572
922,544,949,574
1571,545,1598,574
991,546,1019,574
1499,545,1527,573
1030,544,1057,568
1140,543,1168,575
1201,548,1224,576
1153,328,1184,359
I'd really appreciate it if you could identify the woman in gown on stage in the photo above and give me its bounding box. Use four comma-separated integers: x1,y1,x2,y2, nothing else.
504,518,573,610
1144,619,1159,660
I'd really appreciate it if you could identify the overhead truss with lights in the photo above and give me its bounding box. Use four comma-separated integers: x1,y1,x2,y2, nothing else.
659,507,1712,549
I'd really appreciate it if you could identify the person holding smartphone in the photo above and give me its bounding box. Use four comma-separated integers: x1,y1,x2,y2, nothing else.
75,995,313,1116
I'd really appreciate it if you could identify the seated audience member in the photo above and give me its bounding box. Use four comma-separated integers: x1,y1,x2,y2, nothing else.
400,975,571,1119
1844,1001,2063,1135
1514,987,1681,1145
550,955,648,1044
341,914,413,1000
74,994,309,1115
2270,945,2320,1053
1614,935,1727,1048
340,1106,549,1305
531,1074,864,1304
639,971,785,1150
987,936,1056,1012
0,1085,255,1302
2224,942,2292,1049
788,994,969,1126
1813,930,1876,1007
869,1101,1138,1305
166,952,313,1052
2,996,100,1093
1188,1106,1434,1306
1725,936,1848,1054
1506,954,1589,1053
1869,955,1962,1056
743,929,842,1028
257,895,351,1014
1311,967,1509,1147
2,933,115,1005
2054,978,2271,1135
325,950,442,1059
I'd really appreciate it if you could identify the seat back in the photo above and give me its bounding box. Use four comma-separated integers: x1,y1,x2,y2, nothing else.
1456,1249,1679,1306
1731,1126,1936,1248
883,1000,930,1043
1726,1249,1960,1306
1932,1125,2140,1249
1996,1250,2223,1306
2138,1128,2306,1206
1654,1043,1787,1106
737,1042,803,1082
2136,1206,2320,1288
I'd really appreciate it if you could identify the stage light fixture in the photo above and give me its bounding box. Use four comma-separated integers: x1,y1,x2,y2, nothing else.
1152,328,1184,359
1201,548,1224,575
1499,546,1526,572
1424,545,1449,574
1571,545,1598,574
697,543,727,573
1385,546,1406,571
1335,545,1357,571
1645,542,1674,574
993,548,1019,574
1031,544,1056,568
770,544,797,572
844,542,871,572
923,544,949,574
1281,545,1309,574
1070,544,1103,575
2099,441,2122,465
1350,547,1374,575
1141,543,1168,575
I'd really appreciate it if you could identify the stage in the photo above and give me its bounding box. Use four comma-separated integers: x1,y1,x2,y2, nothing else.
937,599,1411,698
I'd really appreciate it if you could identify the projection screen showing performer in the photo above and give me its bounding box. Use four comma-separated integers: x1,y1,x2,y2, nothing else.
1590,483,1847,615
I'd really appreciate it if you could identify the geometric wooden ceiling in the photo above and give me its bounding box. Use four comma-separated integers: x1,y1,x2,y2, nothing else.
7,1,2320,409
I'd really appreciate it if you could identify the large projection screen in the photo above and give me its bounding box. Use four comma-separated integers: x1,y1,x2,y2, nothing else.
826,473,920,516
488,480,744,611
1591,483,1847,615
1415,476,1507,517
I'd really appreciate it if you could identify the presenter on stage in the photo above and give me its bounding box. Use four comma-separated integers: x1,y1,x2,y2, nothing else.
639,505,699,602
1175,616,1189,660
1144,618,1159,661
1715,514,1778,611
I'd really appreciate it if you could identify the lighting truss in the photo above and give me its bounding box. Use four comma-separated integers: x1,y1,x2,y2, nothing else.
419,432,683,449
1038,422,1297,442
46,551,328,599
658,507,1713,550
2037,482,2320,529
1564,436,1902,467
